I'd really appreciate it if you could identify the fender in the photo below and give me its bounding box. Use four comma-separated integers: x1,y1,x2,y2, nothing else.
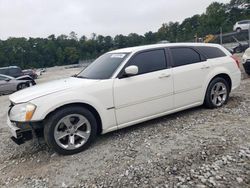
30,87,117,132
201,66,232,101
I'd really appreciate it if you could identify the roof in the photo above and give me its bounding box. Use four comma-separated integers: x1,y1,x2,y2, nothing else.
0,66,20,70
109,43,223,53
238,20,250,22
0,74,14,79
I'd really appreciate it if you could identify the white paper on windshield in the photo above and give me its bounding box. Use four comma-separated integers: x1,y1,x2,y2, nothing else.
111,54,126,58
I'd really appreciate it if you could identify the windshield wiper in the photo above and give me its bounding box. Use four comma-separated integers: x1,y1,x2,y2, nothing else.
75,75,88,79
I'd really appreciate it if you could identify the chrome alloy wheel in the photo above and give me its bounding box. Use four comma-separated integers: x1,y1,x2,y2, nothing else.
54,114,91,150
210,82,228,107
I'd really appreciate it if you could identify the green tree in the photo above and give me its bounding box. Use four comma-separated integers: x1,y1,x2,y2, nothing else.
64,47,79,64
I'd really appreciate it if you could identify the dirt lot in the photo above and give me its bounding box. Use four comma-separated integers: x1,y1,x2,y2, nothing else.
0,60,250,188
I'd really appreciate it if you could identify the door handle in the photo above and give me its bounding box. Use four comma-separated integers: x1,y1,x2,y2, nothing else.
201,65,210,69
159,74,171,79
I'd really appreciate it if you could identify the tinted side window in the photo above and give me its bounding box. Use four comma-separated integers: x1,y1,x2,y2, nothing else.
0,69,8,75
196,46,226,59
239,21,249,24
0,76,5,80
170,48,201,67
9,68,21,75
129,49,166,75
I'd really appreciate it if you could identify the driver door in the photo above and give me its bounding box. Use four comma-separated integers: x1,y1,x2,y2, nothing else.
113,49,174,128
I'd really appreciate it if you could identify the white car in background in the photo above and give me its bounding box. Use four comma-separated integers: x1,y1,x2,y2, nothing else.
7,43,241,155
233,20,250,32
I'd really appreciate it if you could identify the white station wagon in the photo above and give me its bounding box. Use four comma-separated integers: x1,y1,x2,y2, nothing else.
7,43,241,155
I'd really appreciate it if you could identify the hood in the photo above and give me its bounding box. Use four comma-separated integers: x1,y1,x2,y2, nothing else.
16,75,33,80
9,77,99,104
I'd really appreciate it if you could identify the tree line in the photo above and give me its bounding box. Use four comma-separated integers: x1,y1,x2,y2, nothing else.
0,0,249,69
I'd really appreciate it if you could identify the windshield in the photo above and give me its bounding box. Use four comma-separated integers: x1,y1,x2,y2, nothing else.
77,53,129,79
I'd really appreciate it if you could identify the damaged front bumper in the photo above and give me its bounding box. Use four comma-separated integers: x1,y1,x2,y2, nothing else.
7,116,42,145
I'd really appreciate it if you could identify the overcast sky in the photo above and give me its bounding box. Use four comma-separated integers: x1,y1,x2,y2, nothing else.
0,0,230,39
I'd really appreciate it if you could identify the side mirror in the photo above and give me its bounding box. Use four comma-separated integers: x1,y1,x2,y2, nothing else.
124,65,139,76
5,78,11,82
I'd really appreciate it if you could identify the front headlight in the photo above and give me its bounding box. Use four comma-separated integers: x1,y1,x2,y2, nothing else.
9,103,36,122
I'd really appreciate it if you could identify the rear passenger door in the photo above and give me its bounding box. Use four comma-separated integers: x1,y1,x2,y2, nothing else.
169,47,209,108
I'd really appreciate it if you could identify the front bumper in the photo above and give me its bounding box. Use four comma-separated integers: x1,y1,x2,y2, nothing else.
7,116,33,145
243,60,250,74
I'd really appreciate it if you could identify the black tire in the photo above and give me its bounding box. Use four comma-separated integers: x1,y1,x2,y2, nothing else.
235,46,242,53
243,66,250,75
204,77,230,109
17,83,28,90
44,106,97,155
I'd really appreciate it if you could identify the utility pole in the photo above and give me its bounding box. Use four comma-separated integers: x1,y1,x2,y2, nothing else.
220,27,223,45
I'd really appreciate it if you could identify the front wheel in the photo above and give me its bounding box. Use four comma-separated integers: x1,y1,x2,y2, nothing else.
44,106,97,155
17,83,29,90
204,77,229,109
236,28,241,33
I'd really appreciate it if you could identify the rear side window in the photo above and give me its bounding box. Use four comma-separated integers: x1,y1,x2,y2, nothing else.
170,48,201,67
196,46,226,59
128,49,166,75
0,75,5,80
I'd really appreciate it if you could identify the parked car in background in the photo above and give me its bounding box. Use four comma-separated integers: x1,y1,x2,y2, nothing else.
233,20,250,32
0,66,36,85
0,74,35,95
40,68,46,73
0,66,23,78
36,68,47,76
242,47,250,75
15,75,36,86
233,42,249,53
23,69,38,79
7,43,241,155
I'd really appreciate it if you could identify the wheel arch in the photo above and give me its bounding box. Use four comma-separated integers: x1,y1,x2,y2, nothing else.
16,82,28,90
203,73,232,102
43,102,103,135
236,27,241,32
212,73,232,92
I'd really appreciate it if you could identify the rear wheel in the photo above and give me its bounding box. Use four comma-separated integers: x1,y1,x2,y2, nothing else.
234,46,242,53
204,77,230,109
44,106,97,155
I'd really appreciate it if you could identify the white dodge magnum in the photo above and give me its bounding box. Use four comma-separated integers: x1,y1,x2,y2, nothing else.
7,43,241,155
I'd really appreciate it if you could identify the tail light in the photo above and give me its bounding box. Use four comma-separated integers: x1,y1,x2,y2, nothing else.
231,55,240,69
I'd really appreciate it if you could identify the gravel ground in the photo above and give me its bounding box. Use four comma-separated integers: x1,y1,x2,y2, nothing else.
0,59,250,188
